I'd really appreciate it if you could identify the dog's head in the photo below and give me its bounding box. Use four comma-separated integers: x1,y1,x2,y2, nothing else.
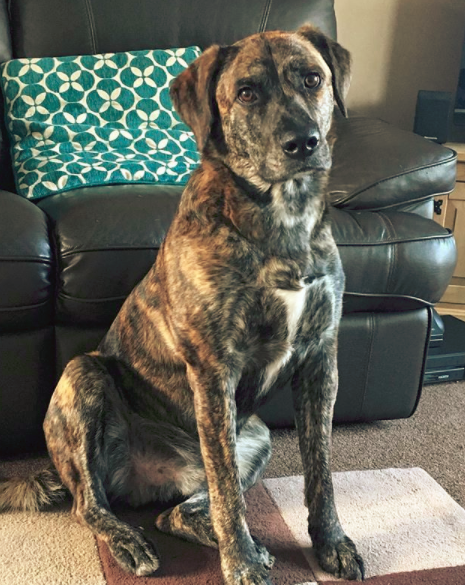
170,25,351,188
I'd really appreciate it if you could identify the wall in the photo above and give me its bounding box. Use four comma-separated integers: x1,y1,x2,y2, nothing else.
334,0,465,131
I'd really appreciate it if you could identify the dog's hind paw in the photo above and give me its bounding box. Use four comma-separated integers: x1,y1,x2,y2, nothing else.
252,536,275,569
106,525,160,576
315,535,364,581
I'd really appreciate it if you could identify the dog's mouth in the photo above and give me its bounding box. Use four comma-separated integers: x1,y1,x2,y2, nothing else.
260,156,331,184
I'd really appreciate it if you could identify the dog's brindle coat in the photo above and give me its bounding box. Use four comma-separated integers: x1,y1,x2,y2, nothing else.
2,26,365,583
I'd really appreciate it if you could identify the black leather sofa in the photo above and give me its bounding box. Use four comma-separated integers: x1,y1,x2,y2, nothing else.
0,0,457,454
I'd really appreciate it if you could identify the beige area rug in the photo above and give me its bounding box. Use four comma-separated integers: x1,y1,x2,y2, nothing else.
1,467,465,584
264,468,465,583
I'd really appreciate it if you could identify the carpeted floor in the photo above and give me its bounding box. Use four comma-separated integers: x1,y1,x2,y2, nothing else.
266,380,465,509
265,468,465,583
2,468,465,584
1,379,464,584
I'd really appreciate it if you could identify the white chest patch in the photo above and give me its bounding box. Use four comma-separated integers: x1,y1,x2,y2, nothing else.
274,285,308,340
260,283,308,393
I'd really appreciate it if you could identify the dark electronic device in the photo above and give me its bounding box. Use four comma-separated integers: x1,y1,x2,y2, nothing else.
424,315,465,384
413,91,453,144
449,26,465,142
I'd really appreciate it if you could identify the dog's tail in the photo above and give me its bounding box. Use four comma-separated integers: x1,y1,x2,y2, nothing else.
0,463,68,512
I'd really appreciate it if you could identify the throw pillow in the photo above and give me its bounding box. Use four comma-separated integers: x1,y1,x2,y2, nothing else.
0,47,201,199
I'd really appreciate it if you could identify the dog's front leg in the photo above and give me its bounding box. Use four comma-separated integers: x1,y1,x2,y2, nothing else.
292,334,365,581
187,364,273,585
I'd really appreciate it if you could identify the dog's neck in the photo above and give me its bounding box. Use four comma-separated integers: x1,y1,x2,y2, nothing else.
269,176,327,232
228,170,326,235
180,158,329,265
223,168,330,277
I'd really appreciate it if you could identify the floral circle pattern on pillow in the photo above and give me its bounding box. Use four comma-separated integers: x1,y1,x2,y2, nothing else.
0,47,201,199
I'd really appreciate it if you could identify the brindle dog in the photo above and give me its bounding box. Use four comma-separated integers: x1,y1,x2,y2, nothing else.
0,25,365,584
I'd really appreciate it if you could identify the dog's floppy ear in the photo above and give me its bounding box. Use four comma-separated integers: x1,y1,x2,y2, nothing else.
297,25,351,117
170,45,225,151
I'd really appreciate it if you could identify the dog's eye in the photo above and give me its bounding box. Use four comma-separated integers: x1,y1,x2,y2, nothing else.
304,73,321,89
238,87,258,104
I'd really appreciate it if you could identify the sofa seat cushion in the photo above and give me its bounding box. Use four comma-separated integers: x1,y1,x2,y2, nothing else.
331,207,457,313
38,183,457,327
37,183,182,326
329,116,457,211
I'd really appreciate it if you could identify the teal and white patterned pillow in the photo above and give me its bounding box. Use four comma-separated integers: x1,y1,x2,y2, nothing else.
0,47,201,200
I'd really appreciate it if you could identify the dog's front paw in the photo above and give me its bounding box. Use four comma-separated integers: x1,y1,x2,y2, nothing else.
106,525,160,576
315,535,364,581
221,539,274,585
222,560,273,585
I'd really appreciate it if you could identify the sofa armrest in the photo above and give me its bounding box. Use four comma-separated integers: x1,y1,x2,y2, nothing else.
328,116,457,212
330,207,457,312
0,189,53,331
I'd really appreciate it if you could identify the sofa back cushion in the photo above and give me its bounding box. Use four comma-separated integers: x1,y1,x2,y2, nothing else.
0,0,336,193
8,0,337,58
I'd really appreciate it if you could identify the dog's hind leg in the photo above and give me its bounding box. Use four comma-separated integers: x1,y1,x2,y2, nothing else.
44,354,160,577
236,414,273,492
155,414,273,565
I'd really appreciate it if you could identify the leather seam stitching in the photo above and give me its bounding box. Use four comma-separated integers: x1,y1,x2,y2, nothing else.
83,0,98,54
58,292,127,303
259,0,273,32
336,232,455,246
55,231,455,258
408,307,431,417
378,212,397,293
359,313,375,419
0,256,52,264
344,291,433,306
0,300,50,313
347,190,452,212
60,246,159,258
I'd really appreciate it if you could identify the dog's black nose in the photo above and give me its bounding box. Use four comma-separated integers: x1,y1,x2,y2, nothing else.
281,129,320,159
